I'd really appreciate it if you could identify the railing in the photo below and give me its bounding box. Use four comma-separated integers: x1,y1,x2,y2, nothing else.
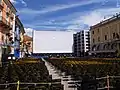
0,2,4,9
0,16,11,28
96,75,120,90
0,81,61,90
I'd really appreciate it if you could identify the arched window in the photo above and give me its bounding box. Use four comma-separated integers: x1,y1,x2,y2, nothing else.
96,45,100,50
92,45,96,51
103,44,107,50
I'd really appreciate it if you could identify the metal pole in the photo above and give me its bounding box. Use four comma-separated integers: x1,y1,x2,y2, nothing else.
17,81,20,90
107,75,110,90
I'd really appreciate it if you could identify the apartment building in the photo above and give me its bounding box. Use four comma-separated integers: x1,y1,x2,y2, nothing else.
0,0,17,63
90,13,120,57
73,30,90,57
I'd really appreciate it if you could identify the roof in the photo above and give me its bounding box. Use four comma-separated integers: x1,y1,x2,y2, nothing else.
4,0,17,13
24,35,33,42
16,16,25,34
90,13,120,30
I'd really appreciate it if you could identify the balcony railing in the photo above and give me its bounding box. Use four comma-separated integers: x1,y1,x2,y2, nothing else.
0,16,7,24
0,1,4,9
0,16,11,29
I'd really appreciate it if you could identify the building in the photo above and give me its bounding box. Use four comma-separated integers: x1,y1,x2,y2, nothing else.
90,13,120,57
73,30,90,57
0,0,17,63
23,35,33,56
14,16,25,58
20,26,25,58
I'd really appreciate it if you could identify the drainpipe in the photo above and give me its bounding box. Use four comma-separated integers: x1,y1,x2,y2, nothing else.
0,45,2,67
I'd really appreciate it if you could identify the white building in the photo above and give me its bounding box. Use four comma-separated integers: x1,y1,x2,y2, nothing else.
73,30,90,57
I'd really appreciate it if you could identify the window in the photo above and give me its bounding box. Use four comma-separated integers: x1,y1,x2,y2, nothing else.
92,31,94,34
86,47,90,49
86,41,90,43
98,28,99,33
2,35,4,41
86,44,90,46
113,33,115,39
105,35,107,40
86,37,90,39
86,34,89,36
98,37,100,42
6,14,9,19
82,31,84,34
0,10,1,16
93,38,95,43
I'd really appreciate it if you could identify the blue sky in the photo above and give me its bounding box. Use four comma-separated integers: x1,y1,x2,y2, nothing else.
10,0,120,35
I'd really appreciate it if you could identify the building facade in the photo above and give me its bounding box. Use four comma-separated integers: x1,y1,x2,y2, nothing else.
73,30,90,57
0,0,17,63
14,16,25,58
90,13,120,57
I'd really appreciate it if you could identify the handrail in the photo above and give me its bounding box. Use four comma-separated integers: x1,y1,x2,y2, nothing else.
96,75,120,80
0,16,11,27
0,82,61,86
96,75,120,90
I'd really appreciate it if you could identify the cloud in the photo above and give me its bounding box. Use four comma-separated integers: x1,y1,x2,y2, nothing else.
19,0,105,15
20,0,27,6
10,0,17,4
81,7,120,26
24,28,34,37
66,7,120,30
10,0,27,6
21,0,120,31
23,7,120,31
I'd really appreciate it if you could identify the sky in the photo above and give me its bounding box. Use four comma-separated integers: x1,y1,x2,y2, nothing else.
10,0,120,36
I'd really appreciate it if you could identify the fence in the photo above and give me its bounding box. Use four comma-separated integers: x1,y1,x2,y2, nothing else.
0,81,61,90
96,75,120,90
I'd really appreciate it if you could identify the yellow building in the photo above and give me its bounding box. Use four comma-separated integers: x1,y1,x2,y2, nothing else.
90,13,120,57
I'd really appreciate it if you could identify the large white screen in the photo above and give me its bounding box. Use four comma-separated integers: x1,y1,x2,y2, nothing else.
33,31,74,53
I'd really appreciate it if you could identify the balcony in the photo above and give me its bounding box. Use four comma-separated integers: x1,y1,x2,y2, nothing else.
0,2,4,9
0,16,11,30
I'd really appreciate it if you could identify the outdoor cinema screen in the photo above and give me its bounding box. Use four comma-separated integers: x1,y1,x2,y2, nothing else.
33,31,74,53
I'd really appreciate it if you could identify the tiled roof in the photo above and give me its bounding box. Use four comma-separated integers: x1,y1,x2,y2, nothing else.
24,35,32,42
